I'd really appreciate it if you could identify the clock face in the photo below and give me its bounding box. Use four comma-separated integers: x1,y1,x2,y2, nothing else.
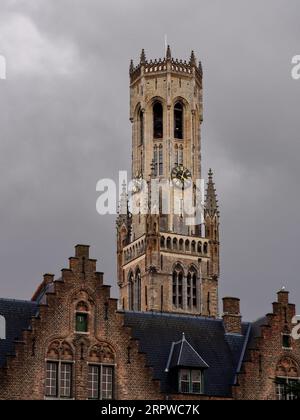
171,165,192,189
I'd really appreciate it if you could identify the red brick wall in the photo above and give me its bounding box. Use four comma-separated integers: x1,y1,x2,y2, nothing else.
234,291,300,400
0,246,162,400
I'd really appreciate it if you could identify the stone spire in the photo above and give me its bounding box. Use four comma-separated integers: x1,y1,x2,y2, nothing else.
205,169,219,217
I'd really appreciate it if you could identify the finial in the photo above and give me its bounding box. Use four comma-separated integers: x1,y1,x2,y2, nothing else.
208,168,213,179
129,59,134,73
166,45,172,60
140,49,146,64
198,60,203,76
190,50,196,66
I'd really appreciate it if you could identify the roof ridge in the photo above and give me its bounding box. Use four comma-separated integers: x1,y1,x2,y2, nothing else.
123,310,224,322
0,298,36,305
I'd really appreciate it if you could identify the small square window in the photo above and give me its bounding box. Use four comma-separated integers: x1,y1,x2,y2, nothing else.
179,369,203,395
76,313,88,333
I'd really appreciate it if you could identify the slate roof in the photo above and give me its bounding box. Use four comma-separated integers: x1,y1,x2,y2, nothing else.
124,311,250,397
0,299,38,367
166,333,209,371
0,296,260,398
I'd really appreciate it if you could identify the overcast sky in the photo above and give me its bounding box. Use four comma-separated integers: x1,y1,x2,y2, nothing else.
0,0,299,320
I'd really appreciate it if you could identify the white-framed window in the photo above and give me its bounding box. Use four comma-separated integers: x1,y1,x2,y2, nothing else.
179,369,203,394
45,361,73,399
88,364,114,400
276,377,300,400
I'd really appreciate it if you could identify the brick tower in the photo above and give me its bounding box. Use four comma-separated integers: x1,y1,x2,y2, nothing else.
117,47,220,317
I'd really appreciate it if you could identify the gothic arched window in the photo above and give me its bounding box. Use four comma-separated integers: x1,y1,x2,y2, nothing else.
88,343,115,400
153,101,163,139
45,341,74,399
275,357,300,400
174,102,184,139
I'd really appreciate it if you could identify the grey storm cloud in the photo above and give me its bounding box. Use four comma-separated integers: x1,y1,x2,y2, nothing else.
0,0,299,320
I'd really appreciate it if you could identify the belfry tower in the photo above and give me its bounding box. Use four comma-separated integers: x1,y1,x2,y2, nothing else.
117,47,220,317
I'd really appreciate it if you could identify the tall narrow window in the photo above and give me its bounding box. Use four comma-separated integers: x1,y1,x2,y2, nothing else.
173,272,177,307
178,272,183,309
128,272,134,311
88,365,114,400
187,268,198,310
174,102,183,139
179,145,184,165
45,362,73,399
175,145,179,166
153,146,158,177
159,145,163,176
60,363,72,398
135,269,141,311
173,264,184,308
187,274,192,309
46,362,58,398
153,102,163,139
139,109,144,145
192,272,197,308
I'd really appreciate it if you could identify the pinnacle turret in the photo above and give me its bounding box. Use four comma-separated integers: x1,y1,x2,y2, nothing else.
166,45,172,60
140,49,146,64
190,50,196,66
205,169,219,217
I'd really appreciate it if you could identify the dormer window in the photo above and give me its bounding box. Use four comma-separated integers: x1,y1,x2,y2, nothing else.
179,369,203,394
165,333,208,395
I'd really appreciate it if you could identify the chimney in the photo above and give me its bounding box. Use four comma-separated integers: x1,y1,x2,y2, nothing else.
31,274,54,302
222,297,242,335
277,288,289,305
75,245,90,259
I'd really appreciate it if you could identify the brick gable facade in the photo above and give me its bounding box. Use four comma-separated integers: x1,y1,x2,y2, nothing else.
0,245,299,400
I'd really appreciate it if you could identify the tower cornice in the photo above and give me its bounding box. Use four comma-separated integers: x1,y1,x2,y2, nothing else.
130,49,202,86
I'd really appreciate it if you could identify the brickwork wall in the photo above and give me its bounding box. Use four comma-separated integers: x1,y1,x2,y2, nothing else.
0,246,162,400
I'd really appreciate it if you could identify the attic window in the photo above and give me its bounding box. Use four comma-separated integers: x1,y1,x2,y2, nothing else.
76,313,88,333
179,369,203,394
282,333,292,349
